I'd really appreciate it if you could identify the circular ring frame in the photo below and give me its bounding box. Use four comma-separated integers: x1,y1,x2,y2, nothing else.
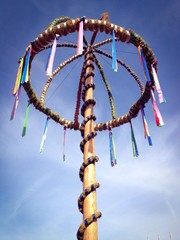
23,18,157,131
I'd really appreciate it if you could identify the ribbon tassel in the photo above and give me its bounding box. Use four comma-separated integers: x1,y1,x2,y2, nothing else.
151,64,165,103
130,121,139,157
10,86,21,120
150,89,164,127
138,46,165,127
109,128,117,166
138,45,151,83
21,46,31,84
63,126,67,161
12,58,24,96
112,30,118,72
140,105,152,146
22,102,31,137
76,17,85,55
40,117,50,153
46,37,57,76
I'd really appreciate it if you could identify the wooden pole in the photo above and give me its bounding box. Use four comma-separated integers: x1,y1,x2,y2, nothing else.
83,49,98,240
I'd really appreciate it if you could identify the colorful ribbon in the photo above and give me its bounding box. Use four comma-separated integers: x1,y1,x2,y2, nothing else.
76,17,85,55
112,30,118,72
12,58,24,95
21,46,31,84
151,64,165,103
140,105,152,146
138,45,164,126
150,89,164,127
130,121,139,157
63,126,67,161
138,45,151,82
10,86,21,120
109,128,117,166
46,37,57,76
40,117,50,153
22,102,31,137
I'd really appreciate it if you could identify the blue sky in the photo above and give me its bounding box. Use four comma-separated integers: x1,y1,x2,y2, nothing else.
0,0,180,239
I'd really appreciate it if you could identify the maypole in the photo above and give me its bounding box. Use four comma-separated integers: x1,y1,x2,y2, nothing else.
11,13,165,240
81,49,98,240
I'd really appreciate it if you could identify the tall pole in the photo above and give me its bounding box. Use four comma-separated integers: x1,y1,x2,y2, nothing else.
13,14,161,240
83,48,97,240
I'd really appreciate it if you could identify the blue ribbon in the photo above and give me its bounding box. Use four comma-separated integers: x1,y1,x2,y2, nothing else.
40,117,50,153
140,48,151,82
109,128,117,166
21,48,31,84
112,30,118,72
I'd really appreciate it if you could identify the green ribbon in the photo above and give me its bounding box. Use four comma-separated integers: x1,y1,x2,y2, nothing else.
130,121,139,157
22,102,30,137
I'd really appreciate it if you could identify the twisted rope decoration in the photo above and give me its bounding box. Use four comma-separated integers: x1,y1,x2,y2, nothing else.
74,62,85,124
93,53,116,119
47,16,71,28
77,50,101,240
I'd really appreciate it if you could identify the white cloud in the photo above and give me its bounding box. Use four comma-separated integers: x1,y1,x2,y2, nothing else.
6,175,50,222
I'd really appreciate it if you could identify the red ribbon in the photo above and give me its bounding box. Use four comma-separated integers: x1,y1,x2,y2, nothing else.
150,89,164,127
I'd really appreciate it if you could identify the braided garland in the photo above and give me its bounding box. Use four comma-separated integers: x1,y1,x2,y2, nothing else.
77,51,101,240
77,212,102,240
47,16,71,28
23,79,151,133
74,61,86,123
93,53,116,119
79,155,99,182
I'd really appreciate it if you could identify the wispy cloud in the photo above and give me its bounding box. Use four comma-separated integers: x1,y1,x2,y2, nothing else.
6,175,50,222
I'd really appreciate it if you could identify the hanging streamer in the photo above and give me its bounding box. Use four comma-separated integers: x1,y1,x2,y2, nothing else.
151,64,165,103
12,58,24,95
112,30,118,72
10,86,21,120
63,126,67,161
22,102,31,137
21,46,31,84
150,89,164,127
40,117,50,153
109,128,117,166
138,45,151,82
46,37,57,76
76,17,85,55
11,57,25,120
130,121,139,157
138,46,165,126
140,105,152,146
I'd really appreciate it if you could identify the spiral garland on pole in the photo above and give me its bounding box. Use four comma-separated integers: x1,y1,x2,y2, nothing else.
11,13,165,240
77,49,101,240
